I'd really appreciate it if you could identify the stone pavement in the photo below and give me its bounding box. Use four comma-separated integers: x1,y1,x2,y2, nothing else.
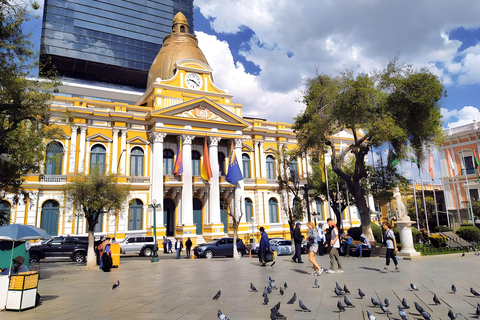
3,251,480,319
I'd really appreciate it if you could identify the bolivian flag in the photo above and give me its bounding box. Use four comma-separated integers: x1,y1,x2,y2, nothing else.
173,137,183,176
200,139,213,181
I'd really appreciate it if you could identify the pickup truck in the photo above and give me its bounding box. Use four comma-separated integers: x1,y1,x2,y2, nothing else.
29,236,91,263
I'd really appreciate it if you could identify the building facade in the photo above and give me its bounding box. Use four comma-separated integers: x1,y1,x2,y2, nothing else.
1,13,363,244
40,0,194,88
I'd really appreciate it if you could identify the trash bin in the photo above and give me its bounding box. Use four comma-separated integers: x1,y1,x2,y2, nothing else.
110,244,120,268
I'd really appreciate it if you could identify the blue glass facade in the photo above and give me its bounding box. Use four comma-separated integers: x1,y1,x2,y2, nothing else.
40,0,194,88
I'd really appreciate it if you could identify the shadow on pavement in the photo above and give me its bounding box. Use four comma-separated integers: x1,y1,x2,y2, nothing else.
359,267,381,272
292,269,310,274
41,295,59,301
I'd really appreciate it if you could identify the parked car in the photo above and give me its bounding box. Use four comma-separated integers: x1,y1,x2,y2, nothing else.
29,236,89,263
194,237,246,259
250,237,284,255
301,239,309,254
271,240,293,256
119,236,156,256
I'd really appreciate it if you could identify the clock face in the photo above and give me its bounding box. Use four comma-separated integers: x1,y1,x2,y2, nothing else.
185,73,202,89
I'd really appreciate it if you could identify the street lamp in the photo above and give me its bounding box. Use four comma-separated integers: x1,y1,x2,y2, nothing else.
148,199,162,263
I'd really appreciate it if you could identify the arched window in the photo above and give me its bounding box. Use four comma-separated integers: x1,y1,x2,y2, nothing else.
128,199,143,230
218,152,226,176
41,200,59,236
192,151,200,176
268,198,278,223
316,199,324,220
266,155,275,179
290,159,298,180
242,154,251,178
130,147,144,176
90,144,106,174
245,198,253,222
0,200,11,225
164,149,174,175
45,142,63,175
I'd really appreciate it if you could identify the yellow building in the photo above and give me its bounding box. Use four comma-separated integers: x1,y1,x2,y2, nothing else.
1,13,362,245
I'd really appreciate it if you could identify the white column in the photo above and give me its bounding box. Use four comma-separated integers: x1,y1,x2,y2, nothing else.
78,126,87,173
181,135,195,225
209,137,221,224
120,130,127,175
68,125,77,173
259,142,266,178
149,132,167,227
112,129,119,174
254,141,261,178
234,139,246,222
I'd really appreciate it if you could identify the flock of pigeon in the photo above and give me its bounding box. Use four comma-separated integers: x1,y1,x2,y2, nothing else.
213,277,480,319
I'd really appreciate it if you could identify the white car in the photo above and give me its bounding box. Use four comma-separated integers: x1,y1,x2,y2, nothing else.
119,236,156,256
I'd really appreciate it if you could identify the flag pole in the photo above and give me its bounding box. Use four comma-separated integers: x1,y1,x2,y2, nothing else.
325,157,333,219
430,150,440,227
420,172,431,235
412,162,420,230
432,180,440,227
460,149,474,223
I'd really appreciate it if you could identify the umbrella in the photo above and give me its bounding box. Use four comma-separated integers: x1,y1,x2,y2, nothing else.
0,224,50,241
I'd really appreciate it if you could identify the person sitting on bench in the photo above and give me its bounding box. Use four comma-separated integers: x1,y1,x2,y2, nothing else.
352,233,371,257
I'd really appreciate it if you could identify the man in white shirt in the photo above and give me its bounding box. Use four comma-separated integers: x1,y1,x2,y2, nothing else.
325,218,343,273
316,223,326,256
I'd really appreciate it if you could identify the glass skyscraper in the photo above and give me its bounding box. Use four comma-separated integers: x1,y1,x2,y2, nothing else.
40,0,194,88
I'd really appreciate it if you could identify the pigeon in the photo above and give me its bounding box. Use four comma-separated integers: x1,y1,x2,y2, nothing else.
270,306,286,320
398,305,409,320
462,252,465,257
447,308,457,320
287,292,296,304
313,278,319,288
269,281,277,290
250,283,258,292
267,286,272,294
471,287,480,297
337,300,346,313
402,298,410,309
112,280,120,290
421,310,433,320
335,286,345,296
299,300,311,312
476,303,480,317
263,294,269,305
410,283,419,291
371,297,380,308
379,301,391,315
218,310,229,320
358,288,365,299
335,282,343,291
343,284,351,295
366,310,377,320
414,302,424,314
269,276,275,283
263,287,269,297
273,301,281,311
451,284,457,294
384,297,390,308
279,287,284,295
284,282,288,289
433,293,441,305
475,251,480,256
212,290,221,300
344,295,355,308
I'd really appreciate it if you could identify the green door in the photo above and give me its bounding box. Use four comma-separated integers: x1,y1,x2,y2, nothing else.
41,200,59,236
221,209,228,234
128,199,143,230
193,198,202,235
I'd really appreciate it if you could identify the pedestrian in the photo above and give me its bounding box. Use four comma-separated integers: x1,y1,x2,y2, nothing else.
175,238,183,259
258,226,272,266
97,236,111,270
185,237,192,258
101,241,113,272
352,233,371,257
168,239,173,253
0,256,28,275
163,236,168,254
316,223,326,256
292,222,303,263
306,221,322,275
325,218,343,273
340,233,353,256
381,222,399,272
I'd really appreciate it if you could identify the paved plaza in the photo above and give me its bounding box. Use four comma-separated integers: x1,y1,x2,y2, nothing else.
3,252,479,319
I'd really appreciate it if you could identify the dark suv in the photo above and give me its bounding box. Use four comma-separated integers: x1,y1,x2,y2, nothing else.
29,236,89,263
194,237,246,259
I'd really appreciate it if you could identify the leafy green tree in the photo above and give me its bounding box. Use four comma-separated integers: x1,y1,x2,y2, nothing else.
471,199,480,220
63,168,130,267
1,0,61,201
293,60,444,239
406,196,435,229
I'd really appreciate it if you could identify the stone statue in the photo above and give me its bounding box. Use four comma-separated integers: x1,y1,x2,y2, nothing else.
393,187,408,220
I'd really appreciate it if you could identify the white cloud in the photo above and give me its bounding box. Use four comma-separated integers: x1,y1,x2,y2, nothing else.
441,106,480,128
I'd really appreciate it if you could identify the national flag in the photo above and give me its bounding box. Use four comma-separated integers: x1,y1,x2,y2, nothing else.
319,152,326,183
200,138,213,181
411,156,418,166
473,149,480,181
173,137,183,176
225,140,243,184
446,148,455,177
388,149,399,168
428,150,434,180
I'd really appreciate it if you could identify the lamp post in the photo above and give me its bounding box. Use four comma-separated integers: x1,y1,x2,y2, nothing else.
301,183,312,222
148,199,162,263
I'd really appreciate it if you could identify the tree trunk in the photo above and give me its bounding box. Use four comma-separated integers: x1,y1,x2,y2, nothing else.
87,230,96,267
351,179,374,241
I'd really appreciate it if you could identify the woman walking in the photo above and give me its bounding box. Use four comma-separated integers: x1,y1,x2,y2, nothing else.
381,222,399,272
307,222,322,275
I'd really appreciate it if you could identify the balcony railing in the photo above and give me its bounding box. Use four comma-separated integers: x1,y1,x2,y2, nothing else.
39,175,68,183
126,177,150,184
164,175,182,182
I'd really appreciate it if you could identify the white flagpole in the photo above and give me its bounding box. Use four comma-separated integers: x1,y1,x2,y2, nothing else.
412,162,420,230
325,159,333,219
460,149,474,222
420,172,430,235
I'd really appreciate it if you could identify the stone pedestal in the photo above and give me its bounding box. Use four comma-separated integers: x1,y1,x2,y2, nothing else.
396,220,421,259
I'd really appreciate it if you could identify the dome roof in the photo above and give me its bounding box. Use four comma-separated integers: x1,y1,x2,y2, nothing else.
147,12,210,88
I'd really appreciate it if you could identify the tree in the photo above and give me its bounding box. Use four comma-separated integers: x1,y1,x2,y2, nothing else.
1,0,61,201
276,144,305,243
63,168,130,267
221,192,243,260
472,199,480,220
407,196,436,229
293,60,444,240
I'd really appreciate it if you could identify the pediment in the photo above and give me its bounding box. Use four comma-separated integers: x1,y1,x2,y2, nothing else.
264,147,278,154
86,133,112,143
243,145,254,152
127,136,150,145
152,97,249,127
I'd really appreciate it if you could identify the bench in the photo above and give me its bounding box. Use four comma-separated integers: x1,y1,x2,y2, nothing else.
348,240,376,257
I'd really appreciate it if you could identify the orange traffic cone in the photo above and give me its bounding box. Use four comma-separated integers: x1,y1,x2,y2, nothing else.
249,250,252,258
191,252,195,259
